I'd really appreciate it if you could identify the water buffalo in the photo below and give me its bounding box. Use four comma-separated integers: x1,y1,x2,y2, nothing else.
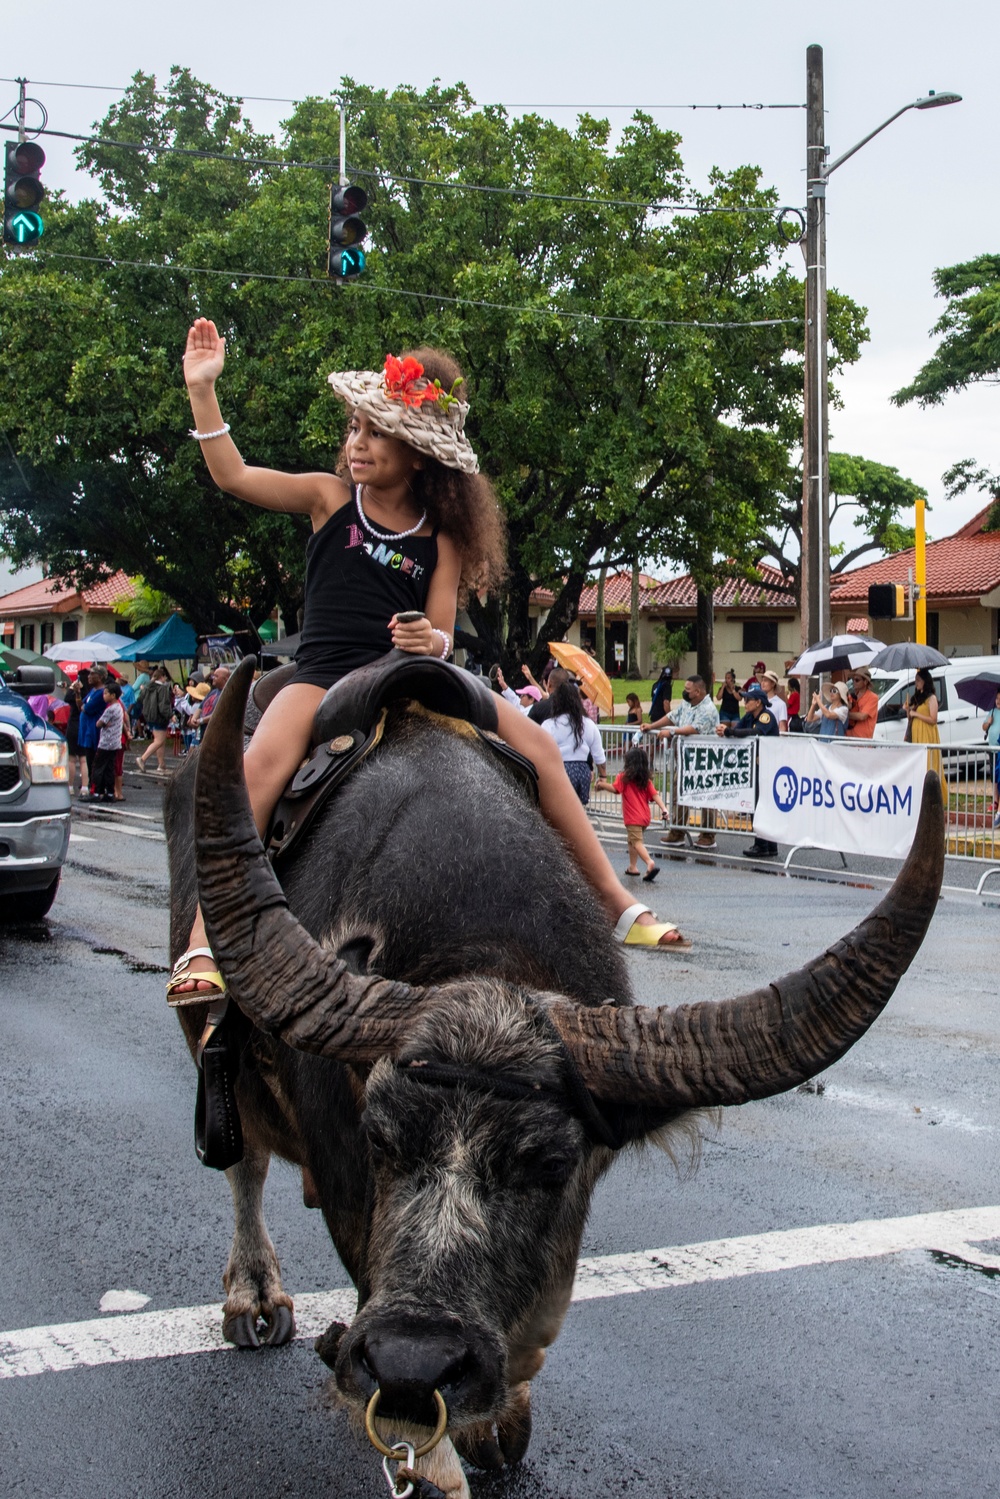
166,658,944,1497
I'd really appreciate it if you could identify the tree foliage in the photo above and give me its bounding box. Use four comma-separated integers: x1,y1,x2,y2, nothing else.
893,254,1000,407
757,451,927,598
0,68,868,651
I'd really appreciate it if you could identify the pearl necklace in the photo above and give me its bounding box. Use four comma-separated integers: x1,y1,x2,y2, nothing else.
354,486,427,542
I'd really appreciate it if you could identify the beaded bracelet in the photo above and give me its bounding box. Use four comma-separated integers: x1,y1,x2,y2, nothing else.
433,630,451,660
189,423,231,441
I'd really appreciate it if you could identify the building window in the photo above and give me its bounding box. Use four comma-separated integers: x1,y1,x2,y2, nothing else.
19,623,35,652
927,612,940,650
61,619,79,642
41,622,55,647
742,620,778,654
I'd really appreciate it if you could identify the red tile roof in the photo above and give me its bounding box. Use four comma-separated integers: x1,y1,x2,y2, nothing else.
0,571,134,616
831,505,1000,606
577,571,663,614
847,617,869,634
530,565,797,614
646,564,796,611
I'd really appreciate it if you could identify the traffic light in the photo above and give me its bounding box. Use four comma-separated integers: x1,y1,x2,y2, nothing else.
868,583,907,619
4,140,45,248
328,183,368,279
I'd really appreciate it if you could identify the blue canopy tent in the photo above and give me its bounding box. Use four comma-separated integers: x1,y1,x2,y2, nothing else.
116,614,198,662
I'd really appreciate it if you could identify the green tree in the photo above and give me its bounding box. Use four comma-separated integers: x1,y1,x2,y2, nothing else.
892,255,1000,407
942,459,1000,532
756,451,927,600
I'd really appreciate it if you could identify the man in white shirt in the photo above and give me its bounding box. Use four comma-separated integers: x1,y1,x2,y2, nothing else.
650,675,721,850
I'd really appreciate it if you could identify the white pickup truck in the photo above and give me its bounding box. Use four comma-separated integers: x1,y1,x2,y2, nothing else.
0,666,71,920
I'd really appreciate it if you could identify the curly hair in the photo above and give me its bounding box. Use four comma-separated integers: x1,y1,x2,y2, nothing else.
621,746,652,791
338,346,507,603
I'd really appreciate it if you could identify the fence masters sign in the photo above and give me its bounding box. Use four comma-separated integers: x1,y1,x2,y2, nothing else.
676,737,756,814
755,737,929,859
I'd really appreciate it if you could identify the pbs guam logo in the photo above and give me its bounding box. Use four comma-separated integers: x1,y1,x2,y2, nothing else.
772,768,798,813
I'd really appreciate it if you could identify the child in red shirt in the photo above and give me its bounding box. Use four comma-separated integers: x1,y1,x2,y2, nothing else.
597,746,668,882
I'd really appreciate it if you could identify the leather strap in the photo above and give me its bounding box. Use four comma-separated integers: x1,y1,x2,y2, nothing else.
194,997,244,1170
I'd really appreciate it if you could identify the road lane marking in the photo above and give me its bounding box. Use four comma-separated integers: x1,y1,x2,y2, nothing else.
72,822,165,842
68,834,95,843
4,1204,1000,1379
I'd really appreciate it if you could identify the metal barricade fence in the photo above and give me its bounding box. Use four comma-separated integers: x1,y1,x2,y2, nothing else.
589,724,672,832
587,730,1000,883
936,740,999,885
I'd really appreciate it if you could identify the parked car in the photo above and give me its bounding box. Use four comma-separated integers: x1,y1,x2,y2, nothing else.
0,666,71,920
872,655,998,776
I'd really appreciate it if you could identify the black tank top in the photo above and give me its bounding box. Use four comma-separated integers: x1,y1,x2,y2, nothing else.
295,494,439,682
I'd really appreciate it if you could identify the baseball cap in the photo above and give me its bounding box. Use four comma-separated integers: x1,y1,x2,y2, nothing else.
742,685,770,702
517,685,542,702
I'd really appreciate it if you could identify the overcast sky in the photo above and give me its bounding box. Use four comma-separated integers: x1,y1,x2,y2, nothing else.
4,0,998,591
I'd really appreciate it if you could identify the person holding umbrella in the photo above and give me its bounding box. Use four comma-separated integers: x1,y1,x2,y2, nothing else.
983,685,1000,828
905,667,942,783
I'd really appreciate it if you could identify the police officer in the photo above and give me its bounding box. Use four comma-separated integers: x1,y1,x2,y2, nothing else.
716,685,779,858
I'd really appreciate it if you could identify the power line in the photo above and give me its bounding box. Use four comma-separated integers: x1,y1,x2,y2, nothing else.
40,251,802,331
0,120,802,222
0,76,805,110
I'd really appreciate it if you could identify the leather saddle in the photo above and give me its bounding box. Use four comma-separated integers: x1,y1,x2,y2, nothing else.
251,651,538,867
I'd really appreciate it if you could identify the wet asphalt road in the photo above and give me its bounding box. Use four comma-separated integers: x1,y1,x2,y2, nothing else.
2,761,999,1499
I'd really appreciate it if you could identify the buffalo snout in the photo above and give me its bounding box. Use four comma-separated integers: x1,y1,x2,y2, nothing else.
339,1313,505,1427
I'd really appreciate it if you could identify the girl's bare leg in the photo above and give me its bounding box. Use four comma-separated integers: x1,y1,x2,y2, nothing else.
634,834,655,874
153,728,168,772
494,700,681,942
173,682,327,993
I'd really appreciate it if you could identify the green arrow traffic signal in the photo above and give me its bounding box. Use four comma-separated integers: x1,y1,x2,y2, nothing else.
328,183,368,280
4,140,46,248
8,209,43,245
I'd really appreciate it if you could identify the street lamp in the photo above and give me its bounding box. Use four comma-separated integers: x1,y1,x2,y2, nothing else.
800,46,961,652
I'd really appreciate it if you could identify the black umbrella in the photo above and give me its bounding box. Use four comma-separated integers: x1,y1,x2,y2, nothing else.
869,643,949,672
955,672,1000,713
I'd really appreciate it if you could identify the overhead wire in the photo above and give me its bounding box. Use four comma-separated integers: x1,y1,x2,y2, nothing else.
0,120,801,220
40,251,801,331
0,76,805,109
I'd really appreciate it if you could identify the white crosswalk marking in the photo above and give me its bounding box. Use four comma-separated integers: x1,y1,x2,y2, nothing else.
3,1204,999,1379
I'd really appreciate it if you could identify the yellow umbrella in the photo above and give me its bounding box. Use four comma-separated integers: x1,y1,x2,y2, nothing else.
547,642,614,717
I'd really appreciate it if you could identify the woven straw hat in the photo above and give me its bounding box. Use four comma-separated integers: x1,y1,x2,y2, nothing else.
328,355,479,475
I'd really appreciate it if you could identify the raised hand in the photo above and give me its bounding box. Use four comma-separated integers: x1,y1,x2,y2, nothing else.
183,317,227,388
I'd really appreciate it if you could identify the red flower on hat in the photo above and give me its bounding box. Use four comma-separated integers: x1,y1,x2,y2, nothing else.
383,354,441,408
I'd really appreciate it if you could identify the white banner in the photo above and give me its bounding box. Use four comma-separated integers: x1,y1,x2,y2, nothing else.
755,737,930,859
676,737,756,814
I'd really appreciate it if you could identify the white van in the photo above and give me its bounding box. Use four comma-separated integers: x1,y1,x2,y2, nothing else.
871,655,999,748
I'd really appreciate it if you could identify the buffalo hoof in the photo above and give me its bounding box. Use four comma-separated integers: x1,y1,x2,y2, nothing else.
497,1384,532,1465
223,1298,296,1349
264,1302,296,1345
314,1319,348,1369
224,1309,262,1348
453,1427,504,1471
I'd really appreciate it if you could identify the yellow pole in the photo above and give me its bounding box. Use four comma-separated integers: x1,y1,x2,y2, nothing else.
914,498,927,645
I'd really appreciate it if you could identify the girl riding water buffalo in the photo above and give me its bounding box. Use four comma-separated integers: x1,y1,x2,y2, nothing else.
168,322,685,1002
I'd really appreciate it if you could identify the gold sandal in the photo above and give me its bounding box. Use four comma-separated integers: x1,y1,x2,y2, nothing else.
166,946,227,1008
614,902,692,952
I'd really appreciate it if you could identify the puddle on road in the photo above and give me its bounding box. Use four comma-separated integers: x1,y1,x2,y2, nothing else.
93,945,167,975
793,1081,992,1135
929,1249,1000,1282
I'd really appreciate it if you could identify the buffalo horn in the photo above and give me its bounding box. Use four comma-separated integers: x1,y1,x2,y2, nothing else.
548,772,945,1110
193,657,426,1061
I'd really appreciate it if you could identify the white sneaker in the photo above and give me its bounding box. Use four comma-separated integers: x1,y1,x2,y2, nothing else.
993,810,1000,829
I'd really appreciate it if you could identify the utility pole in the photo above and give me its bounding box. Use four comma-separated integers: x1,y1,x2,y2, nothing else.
802,44,829,651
